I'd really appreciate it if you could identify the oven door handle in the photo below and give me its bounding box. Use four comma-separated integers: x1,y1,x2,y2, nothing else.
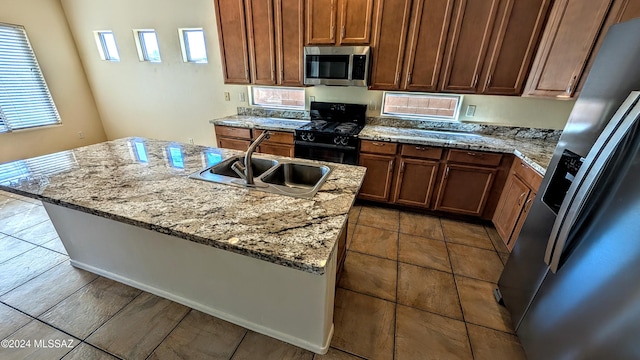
294,141,356,151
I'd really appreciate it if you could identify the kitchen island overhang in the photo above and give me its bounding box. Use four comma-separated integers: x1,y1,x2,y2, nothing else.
0,138,366,354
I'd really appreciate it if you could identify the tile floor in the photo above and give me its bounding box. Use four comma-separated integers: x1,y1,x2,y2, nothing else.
0,191,526,360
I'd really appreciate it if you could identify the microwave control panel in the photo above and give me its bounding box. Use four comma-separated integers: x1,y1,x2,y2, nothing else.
352,55,367,80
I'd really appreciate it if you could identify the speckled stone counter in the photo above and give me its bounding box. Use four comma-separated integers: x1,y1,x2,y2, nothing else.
0,138,366,275
210,115,308,132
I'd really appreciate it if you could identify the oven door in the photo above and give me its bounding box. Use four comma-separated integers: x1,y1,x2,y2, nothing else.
294,141,358,165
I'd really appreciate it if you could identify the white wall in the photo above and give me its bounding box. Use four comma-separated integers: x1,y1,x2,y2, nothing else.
0,0,106,163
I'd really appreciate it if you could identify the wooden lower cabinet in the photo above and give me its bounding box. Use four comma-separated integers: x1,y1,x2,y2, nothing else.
392,157,439,207
358,153,396,202
434,164,497,216
215,125,294,157
254,129,294,157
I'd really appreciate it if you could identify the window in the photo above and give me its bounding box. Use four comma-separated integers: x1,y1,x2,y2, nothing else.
94,31,120,61
0,23,61,133
381,92,462,121
134,30,161,62
250,87,305,109
179,28,207,63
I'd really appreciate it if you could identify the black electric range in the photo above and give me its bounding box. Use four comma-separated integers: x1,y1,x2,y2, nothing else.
294,102,367,165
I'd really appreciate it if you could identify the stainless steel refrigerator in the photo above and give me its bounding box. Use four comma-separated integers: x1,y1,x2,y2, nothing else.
498,18,640,359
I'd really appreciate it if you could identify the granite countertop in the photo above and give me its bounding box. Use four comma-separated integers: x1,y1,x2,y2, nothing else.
210,115,308,133
0,138,365,275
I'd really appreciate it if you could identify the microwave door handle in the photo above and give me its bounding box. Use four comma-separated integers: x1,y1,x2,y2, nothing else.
545,92,640,273
347,54,353,80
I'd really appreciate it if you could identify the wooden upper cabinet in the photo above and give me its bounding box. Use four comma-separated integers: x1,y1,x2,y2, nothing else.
440,0,501,93
214,0,251,84
402,0,455,92
337,0,375,44
246,0,277,85
523,0,614,98
479,0,552,95
275,0,304,86
369,0,413,90
306,0,337,44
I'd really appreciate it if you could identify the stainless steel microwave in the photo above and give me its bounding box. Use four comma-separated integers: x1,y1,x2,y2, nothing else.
303,46,370,86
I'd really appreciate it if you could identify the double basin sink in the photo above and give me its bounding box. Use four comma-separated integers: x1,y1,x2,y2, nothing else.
189,155,333,199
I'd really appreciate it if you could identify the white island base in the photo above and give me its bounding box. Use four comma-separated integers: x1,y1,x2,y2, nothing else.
44,203,336,354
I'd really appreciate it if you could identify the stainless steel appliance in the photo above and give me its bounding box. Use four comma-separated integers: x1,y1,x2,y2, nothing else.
294,101,366,165
303,46,370,86
498,18,640,359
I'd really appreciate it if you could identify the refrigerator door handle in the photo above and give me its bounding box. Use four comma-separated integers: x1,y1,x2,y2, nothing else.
545,91,640,273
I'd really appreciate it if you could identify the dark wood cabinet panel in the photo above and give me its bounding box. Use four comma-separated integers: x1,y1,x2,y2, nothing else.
306,0,337,44
369,0,413,90
338,0,375,44
523,0,613,98
214,0,251,84
358,153,396,202
440,0,501,93
259,143,295,157
218,138,252,151
479,0,552,95
393,158,439,207
246,0,277,85
402,0,455,92
275,0,305,86
492,173,530,243
435,164,496,216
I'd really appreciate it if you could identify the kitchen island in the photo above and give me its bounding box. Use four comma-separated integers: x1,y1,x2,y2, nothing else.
0,138,366,354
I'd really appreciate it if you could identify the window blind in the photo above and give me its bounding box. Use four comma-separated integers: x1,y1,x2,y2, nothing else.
0,23,61,133
0,151,77,185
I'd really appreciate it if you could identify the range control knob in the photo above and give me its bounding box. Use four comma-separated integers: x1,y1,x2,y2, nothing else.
333,136,342,145
334,136,349,145
340,137,349,146
301,133,308,141
307,133,315,142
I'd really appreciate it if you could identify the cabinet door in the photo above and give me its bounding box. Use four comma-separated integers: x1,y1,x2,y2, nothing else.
440,0,501,93
492,173,530,244
259,143,295,157
306,0,337,44
337,0,375,44
358,153,396,202
435,164,496,216
246,0,277,85
368,0,413,90
479,0,552,95
522,0,613,98
508,191,535,251
214,0,251,84
393,158,439,208
275,0,304,86
402,0,455,92
218,137,252,151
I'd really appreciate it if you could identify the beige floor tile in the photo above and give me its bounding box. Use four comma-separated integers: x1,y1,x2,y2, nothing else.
348,205,361,224
0,199,38,220
399,212,443,240
39,277,141,339
0,235,35,264
41,237,68,255
61,343,118,360
313,347,363,359
0,247,67,295
395,305,472,360
0,303,31,340
12,220,59,245
448,243,504,283
456,276,515,333
87,292,189,360
149,310,246,360
0,206,49,236
441,219,494,250
332,289,395,360
4,192,42,205
0,320,78,360
398,233,451,272
485,225,510,253
498,252,510,265
349,224,398,260
397,263,462,320
338,251,397,301
467,324,526,360
357,206,399,231
1,260,98,317
231,331,313,360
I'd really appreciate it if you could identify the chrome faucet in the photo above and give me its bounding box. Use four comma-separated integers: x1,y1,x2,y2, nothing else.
232,130,271,185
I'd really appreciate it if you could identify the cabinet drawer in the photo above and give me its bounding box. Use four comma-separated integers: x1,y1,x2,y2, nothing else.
400,144,443,160
360,140,398,155
447,149,503,167
215,125,252,140
513,157,543,190
218,137,251,151
254,129,294,145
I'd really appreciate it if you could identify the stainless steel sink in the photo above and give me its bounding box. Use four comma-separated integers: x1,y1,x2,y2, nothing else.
189,155,333,199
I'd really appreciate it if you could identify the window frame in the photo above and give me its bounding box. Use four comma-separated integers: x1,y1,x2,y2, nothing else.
249,86,306,110
94,31,120,61
178,28,208,63
380,92,463,122
133,29,161,63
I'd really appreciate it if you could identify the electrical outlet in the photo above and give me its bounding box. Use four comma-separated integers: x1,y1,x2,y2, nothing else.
369,100,377,111
77,131,84,139
239,93,246,102
224,92,230,101
309,96,315,103
188,138,194,145
465,105,476,117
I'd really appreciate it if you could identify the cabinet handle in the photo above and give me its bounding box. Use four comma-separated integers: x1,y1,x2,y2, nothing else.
400,161,406,173
372,142,384,146
566,75,577,94
525,197,533,209
406,72,412,85
466,152,480,157
520,162,529,169
388,160,395,173
444,167,450,179
485,73,492,88
341,26,345,39
280,69,284,82
518,192,527,206
245,68,249,80
395,72,400,86
331,25,335,41
472,74,479,89
415,146,428,151
272,69,275,81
